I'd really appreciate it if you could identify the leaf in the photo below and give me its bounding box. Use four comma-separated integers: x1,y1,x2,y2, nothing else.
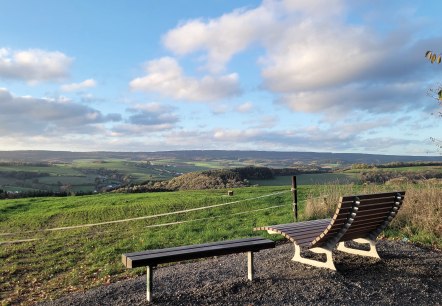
438,55,441,64
431,54,437,63
425,50,432,59
438,89,442,101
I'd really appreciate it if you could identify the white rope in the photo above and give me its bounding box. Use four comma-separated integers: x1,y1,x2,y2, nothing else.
0,190,290,235
0,203,291,244
144,203,289,229
0,238,39,245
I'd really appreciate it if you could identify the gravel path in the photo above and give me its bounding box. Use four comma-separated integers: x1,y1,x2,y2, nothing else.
39,240,441,305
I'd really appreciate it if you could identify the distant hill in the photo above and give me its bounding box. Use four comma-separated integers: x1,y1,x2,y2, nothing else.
0,150,439,166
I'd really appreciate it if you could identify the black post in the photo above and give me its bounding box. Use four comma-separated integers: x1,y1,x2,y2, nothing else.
291,176,298,221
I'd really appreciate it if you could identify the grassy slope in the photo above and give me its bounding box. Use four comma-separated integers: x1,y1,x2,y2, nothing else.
1,186,297,305
1,180,441,305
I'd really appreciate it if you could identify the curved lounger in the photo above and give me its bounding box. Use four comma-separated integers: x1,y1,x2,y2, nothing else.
254,191,405,270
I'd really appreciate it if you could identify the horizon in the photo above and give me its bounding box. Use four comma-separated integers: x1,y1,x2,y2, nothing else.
1,0,442,155
0,148,440,159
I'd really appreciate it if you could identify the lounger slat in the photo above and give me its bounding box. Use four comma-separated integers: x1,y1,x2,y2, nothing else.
328,215,388,232
340,226,380,239
270,220,330,231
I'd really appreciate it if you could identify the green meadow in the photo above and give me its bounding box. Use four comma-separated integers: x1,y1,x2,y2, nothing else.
1,181,440,305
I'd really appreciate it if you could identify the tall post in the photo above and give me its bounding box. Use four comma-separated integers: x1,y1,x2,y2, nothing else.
247,251,254,281
146,265,153,302
291,176,298,222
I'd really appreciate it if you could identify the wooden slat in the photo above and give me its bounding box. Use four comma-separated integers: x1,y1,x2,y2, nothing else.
339,226,379,241
339,192,404,208
123,237,264,258
123,238,275,268
270,219,331,230
272,221,330,232
281,227,327,240
352,212,392,223
351,214,390,225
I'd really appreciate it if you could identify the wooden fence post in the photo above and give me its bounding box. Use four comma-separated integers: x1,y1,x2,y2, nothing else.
291,176,298,222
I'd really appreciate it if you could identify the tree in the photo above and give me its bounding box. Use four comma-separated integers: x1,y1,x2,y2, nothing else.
425,51,442,150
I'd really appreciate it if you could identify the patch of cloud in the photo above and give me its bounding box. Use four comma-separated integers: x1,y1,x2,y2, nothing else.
127,103,179,126
130,57,241,102
162,3,277,73
112,102,179,135
0,88,121,136
236,102,254,113
0,48,72,83
277,81,425,117
247,115,278,129
61,79,96,92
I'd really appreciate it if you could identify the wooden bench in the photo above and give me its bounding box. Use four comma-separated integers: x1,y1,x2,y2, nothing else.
122,237,275,302
254,191,405,270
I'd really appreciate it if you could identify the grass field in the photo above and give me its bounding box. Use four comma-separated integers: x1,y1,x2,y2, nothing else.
0,186,295,305
1,182,440,305
344,165,442,173
250,173,360,186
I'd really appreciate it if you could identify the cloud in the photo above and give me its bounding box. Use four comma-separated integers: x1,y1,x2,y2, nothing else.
152,113,409,153
277,81,425,116
61,79,96,92
0,48,72,83
127,103,179,126
159,0,441,116
236,102,254,113
0,88,121,136
130,57,241,102
162,4,276,73
112,102,179,135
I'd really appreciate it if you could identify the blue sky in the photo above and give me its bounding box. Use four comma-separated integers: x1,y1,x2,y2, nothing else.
1,0,441,155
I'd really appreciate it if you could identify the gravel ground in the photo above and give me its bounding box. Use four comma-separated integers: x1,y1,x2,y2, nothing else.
39,240,441,306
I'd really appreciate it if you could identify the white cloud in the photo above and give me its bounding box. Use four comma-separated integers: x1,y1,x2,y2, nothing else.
61,79,96,92
130,57,241,102
0,88,121,136
236,102,254,113
0,48,72,83
162,4,276,73
159,0,440,116
111,102,179,135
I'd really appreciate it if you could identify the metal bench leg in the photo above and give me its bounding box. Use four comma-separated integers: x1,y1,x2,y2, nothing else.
247,251,254,281
292,244,336,271
337,238,380,258
147,265,153,302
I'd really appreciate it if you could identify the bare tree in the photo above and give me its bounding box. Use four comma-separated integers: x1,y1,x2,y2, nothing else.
425,51,442,150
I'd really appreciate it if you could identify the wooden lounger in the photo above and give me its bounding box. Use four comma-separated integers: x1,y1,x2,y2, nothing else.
254,191,405,270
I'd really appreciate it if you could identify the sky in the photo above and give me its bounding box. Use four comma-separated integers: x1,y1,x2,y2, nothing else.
1,0,442,155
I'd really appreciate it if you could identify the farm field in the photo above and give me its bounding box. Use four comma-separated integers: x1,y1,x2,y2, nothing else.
0,159,211,194
344,165,442,173
250,173,360,186
1,182,440,305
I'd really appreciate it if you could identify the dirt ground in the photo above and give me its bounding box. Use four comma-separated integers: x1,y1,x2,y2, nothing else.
38,240,441,305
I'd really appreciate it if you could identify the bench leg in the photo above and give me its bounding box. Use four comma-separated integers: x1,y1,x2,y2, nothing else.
247,251,254,281
337,238,380,258
292,244,336,271
146,265,153,302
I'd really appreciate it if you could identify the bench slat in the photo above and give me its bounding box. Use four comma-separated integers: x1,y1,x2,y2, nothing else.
123,237,275,268
123,237,264,258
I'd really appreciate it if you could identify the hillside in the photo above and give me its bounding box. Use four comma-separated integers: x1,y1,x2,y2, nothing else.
0,150,440,165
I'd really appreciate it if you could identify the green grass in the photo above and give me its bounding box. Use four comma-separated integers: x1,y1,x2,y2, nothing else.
344,165,442,173
250,173,359,186
0,186,299,304
1,182,440,305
